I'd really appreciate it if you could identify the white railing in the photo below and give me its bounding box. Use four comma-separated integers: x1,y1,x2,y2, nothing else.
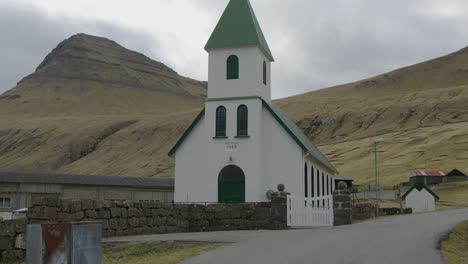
287,195,334,227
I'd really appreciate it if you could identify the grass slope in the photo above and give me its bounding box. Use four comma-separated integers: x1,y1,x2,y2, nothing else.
441,221,468,264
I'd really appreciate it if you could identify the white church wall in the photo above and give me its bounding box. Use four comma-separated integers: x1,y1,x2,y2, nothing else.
261,107,303,199
208,47,271,102
203,98,264,202
405,189,436,213
174,116,207,203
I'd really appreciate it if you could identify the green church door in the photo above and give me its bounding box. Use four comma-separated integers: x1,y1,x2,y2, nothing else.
218,165,245,203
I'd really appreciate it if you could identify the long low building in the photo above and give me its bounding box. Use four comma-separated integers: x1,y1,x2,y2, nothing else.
0,171,174,212
409,169,467,185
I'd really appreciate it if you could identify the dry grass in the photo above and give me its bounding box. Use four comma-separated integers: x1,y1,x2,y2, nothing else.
433,181,468,210
441,221,468,264
102,242,223,264
1,242,223,264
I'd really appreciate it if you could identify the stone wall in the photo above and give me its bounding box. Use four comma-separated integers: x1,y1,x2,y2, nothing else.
333,189,352,226
26,197,287,238
352,203,413,221
0,219,27,262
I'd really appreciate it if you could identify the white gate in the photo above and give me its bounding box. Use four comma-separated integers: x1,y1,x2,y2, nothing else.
287,195,334,227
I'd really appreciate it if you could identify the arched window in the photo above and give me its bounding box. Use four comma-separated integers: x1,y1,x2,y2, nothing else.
322,172,325,197
317,169,320,196
311,166,315,197
216,106,226,137
237,105,248,136
304,163,308,197
227,55,239,80
263,61,267,85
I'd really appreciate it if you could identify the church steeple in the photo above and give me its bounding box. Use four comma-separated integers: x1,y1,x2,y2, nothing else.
205,0,274,62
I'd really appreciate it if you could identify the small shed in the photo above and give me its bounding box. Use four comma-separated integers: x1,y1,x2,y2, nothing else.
402,183,439,213
333,176,353,188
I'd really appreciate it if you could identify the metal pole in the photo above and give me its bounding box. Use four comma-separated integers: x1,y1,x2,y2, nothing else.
374,142,380,217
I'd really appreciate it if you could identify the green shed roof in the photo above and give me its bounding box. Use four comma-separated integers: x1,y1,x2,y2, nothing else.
168,98,337,174
205,0,274,61
402,183,440,200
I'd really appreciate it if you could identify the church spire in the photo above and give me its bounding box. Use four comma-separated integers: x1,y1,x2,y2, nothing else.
204,0,274,61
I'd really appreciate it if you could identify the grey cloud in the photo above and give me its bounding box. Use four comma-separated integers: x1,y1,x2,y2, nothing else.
0,2,161,94
1,0,468,99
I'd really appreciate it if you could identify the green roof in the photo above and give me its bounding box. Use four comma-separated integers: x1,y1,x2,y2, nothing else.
263,101,337,173
402,183,440,200
168,98,337,174
205,0,274,61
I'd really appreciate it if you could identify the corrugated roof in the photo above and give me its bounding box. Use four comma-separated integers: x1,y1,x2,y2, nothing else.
0,171,174,188
204,0,274,61
410,170,449,177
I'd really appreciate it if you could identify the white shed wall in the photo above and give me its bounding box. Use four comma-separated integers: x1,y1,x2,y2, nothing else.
405,189,436,213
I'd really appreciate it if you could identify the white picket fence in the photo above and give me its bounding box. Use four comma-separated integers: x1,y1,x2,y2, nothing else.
286,195,334,227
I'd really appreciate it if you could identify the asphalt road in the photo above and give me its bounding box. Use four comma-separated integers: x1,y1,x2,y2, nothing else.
105,209,468,264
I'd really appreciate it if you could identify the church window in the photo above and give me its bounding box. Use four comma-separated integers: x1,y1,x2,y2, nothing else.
216,106,227,137
263,61,267,85
304,163,308,197
311,166,315,197
237,105,248,136
227,55,239,79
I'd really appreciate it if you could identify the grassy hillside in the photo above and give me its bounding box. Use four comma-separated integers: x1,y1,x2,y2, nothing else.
277,47,468,187
0,34,467,185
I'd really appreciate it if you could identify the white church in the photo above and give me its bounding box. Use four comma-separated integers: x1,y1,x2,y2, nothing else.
169,0,337,203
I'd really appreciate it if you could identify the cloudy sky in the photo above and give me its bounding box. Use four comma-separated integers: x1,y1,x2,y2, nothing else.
1,0,468,98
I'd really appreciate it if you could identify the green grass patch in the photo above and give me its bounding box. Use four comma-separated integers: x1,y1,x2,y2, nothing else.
102,242,224,264
441,221,468,264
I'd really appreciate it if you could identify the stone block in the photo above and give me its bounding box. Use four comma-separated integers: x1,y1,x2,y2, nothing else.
119,218,128,230
44,196,60,207
2,249,24,261
128,207,141,217
0,236,14,250
54,212,74,222
85,210,99,219
109,218,119,230
27,206,57,220
110,207,121,218
74,211,85,221
122,200,133,208
31,196,45,206
333,195,351,202
151,226,166,234
146,217,154,226
81,199,94,210
14,234,26,249
98,210,111,219
60,199,72,213
128,217,140,228
121,208,128,218
215,211,231,219
70,200,82,213
14,219,27,233
139,217,147,226
166,216,177,226
230,211,241,219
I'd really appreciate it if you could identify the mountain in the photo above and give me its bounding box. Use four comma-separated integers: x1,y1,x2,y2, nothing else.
0,34,467,186
0,33,207,116
0,34,206,176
